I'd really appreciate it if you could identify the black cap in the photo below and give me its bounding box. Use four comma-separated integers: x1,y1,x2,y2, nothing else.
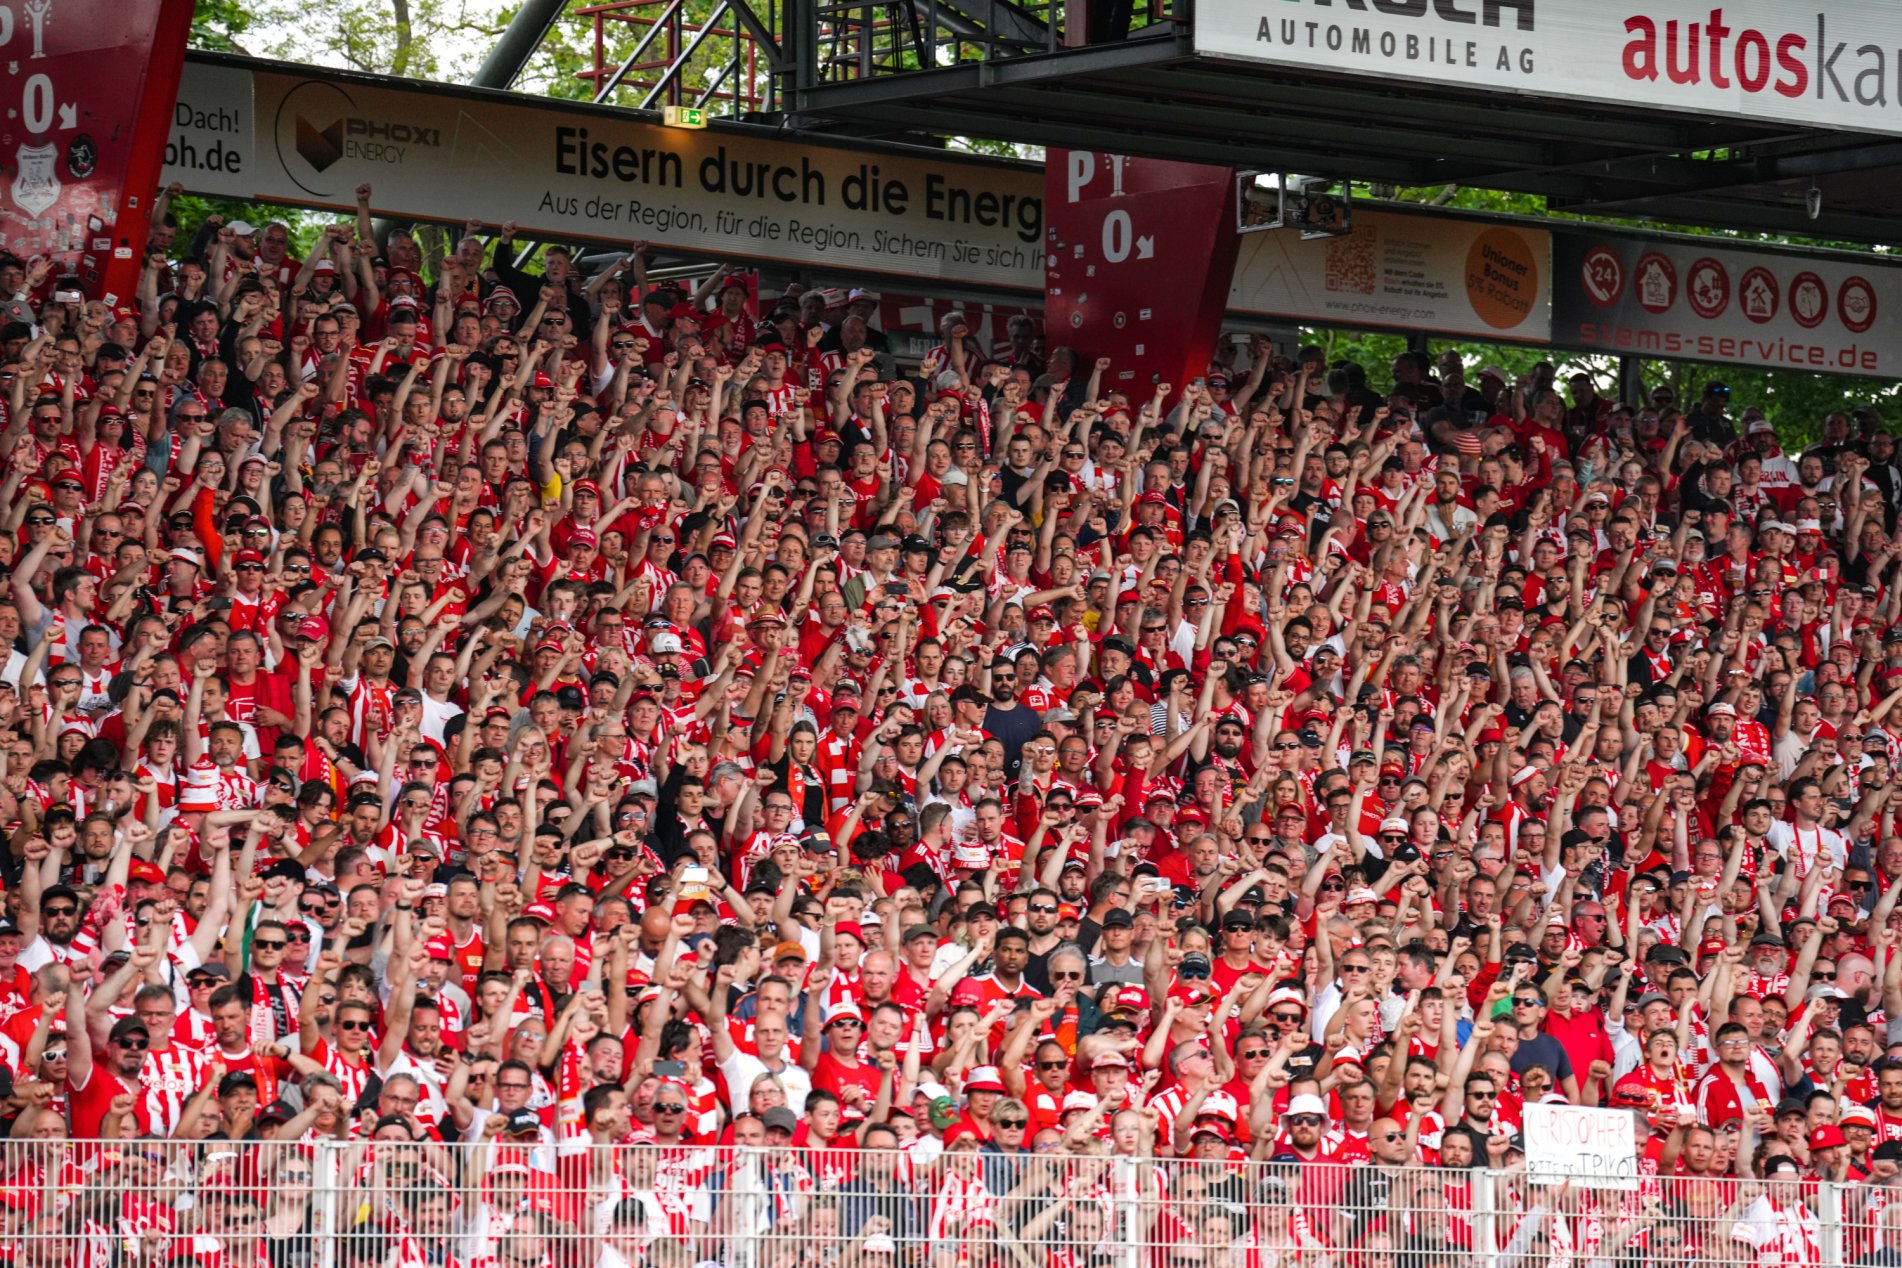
503,1108,542,1135
1102,908,1135,929
108,1017,149,1045
217,1070,259,1097
1762,1153,1801,1179
1221,910,1255,931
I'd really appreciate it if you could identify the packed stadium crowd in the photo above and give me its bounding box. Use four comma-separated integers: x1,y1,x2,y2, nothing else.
0,174,1898,1268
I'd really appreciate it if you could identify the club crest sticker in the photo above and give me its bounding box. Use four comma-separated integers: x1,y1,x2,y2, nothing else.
65,134,94,180
12,142,60,217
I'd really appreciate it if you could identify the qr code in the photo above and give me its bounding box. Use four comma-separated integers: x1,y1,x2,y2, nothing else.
1325,224,1377,295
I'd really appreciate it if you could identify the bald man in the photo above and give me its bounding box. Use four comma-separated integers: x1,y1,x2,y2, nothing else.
1337,1116,1415,1245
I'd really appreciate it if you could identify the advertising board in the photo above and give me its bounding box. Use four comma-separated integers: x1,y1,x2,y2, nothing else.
1197,2,1902,139
1553,229,1896,378
1228,208,1550,343
164,60,1045,292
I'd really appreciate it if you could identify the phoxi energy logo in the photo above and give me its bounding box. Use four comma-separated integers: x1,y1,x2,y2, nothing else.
1201,2,1902,136
273,80,441,195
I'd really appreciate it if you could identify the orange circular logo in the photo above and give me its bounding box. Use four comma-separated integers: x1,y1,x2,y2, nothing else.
1464,228,1540,331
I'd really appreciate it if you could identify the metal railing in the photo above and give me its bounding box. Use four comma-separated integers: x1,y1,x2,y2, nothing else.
571,0,1180,118
796,0,1176,85
579,0,783,113
0,1139,1890,1268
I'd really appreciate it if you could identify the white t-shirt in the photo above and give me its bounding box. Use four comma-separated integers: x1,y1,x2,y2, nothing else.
418,693,465,745
1766,820,1846,877
717,1047,812,1115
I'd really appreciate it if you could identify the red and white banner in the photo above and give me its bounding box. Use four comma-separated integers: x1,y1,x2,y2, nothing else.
0,0,193,303
1045,152,1241,391
1198,2,1902,139
1552,230,1897,378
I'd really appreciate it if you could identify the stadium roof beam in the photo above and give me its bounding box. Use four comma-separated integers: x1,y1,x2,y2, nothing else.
475,0,573,88
781,7,1902,244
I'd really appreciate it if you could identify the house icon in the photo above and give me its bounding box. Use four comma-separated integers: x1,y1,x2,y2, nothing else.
1638,260,1673,309
1742,274,1775,319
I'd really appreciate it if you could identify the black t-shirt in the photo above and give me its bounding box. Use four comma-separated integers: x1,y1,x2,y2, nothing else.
982,702,1043,777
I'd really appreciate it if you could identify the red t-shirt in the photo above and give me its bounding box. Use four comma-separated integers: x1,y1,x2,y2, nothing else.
812,1050,881,1117
68,1064,147,1139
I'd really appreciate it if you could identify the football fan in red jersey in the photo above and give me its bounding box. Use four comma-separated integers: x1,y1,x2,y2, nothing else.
3,168,1898,1267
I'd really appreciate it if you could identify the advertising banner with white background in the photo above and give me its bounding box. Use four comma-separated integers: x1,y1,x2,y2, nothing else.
1198,1,1902,138
166,57,1900,377
1552,229,1897,378
163,59,1045,292
1228,208,1551,343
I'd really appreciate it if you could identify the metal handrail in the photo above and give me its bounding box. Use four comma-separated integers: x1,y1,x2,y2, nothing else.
581,0,778,114
570,0,1173,116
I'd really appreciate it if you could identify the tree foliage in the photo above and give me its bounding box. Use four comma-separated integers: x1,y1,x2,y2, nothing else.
190,0,254,52
230,0,511,79
1307,324,1899,448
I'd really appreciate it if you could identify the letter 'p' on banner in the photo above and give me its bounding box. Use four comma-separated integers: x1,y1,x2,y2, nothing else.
0,0,194,304
1044,152,1241,393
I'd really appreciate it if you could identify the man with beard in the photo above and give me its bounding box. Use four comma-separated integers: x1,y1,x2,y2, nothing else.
18,879,86,971
380,987,455,1132
1206,717,1253,789
981,660,1042,778
1769,777,1848,880
66,936,168,1137
205,983,299,1108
